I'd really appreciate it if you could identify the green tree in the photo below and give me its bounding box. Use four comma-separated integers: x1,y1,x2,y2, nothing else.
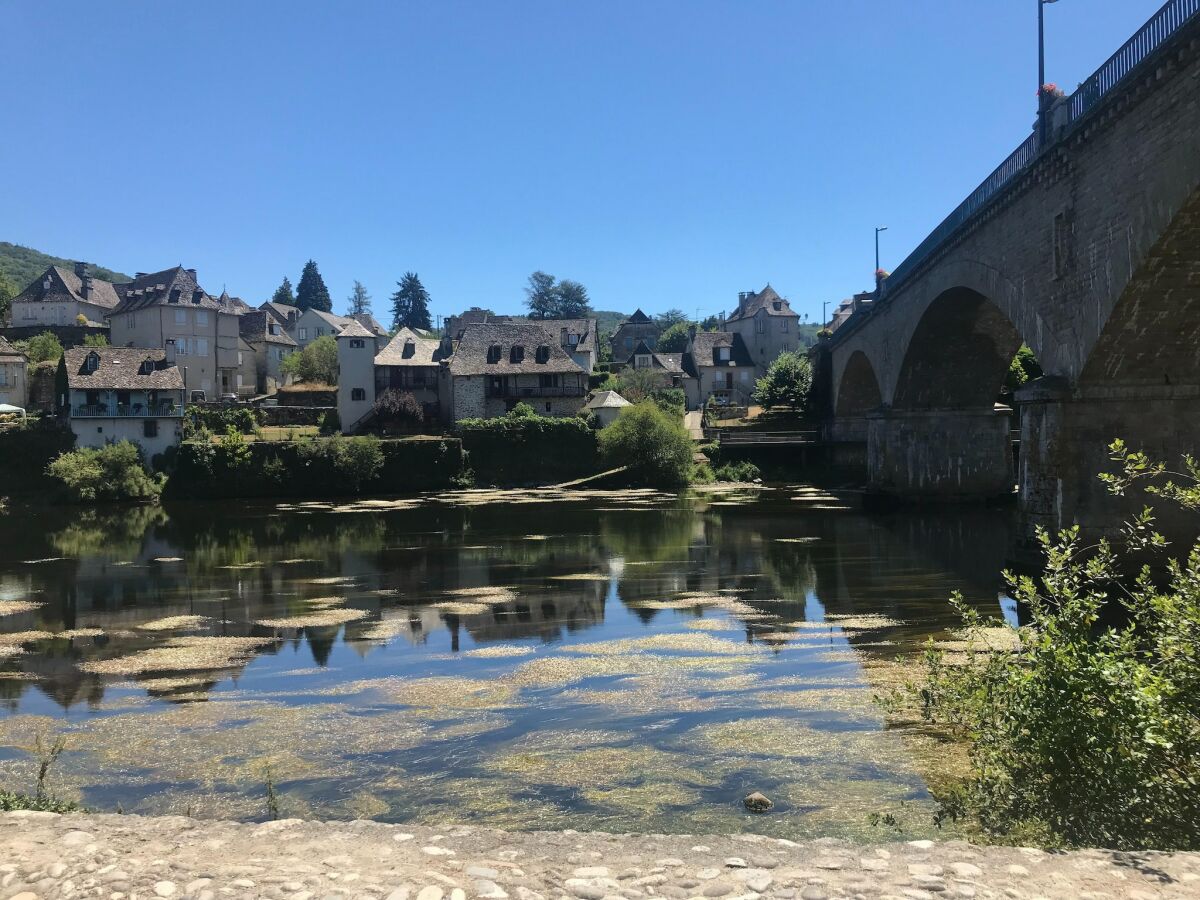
555,279,592,318
389,272,432,331
900,441,1200,850
753,350,813,412
46,441,162,502
657,321,692,353
295,260,332,312
25,331,64,364
656,308,688,328
347,280,372,317
524,271,558,319
271,276,295,306
598,402,694,488
1004,344,1044,396
82,334,109,348
0,273,15,325
281,334,339,385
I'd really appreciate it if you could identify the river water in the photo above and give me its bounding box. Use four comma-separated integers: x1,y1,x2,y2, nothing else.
0,485,1016,840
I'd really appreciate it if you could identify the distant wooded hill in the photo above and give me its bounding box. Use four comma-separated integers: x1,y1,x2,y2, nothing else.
0,242,131,293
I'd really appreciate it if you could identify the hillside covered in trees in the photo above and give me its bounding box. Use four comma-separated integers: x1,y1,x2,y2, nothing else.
0,242,131,294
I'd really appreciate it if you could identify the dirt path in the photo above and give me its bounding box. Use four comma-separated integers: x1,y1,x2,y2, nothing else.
2,812,1198,900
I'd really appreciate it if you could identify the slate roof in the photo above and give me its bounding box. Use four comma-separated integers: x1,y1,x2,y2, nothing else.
625,309,653,324
375,328,448,367
337,320,375,339
13,266,122,310
504,316,597,353
261,301,300,326
63,348,184,391
239,310,298,346
350,312,389,337
683,332,755,376
448,323,586,376
0,337,25,360
623,341,684,373
584,390,631,410
111,267,240,314
727,284,798,322
306,309,355,330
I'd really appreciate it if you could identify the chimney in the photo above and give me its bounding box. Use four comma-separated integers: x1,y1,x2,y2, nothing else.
719,312,726,330
560,327,568,347
81,275,93,301
688,324,697,340
186,268,197,277
74,261,89,279
164,339,177,365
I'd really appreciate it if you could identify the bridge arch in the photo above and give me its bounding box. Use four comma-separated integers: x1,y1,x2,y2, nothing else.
1078,184,1200,389
835,351,882,416
892,286,1026,411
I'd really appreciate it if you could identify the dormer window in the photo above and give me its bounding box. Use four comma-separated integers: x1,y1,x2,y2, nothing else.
139,359,154,375
568,333,579,346
402,340,415,359
772,301,782,311
43,278,52,290
510,345,525,364
191,291,202,304
487,344,502,364
636,354,652,369
718,346,731,362
169,289,181,303
268,323,279,335
84,352,100,374
535,345,550,364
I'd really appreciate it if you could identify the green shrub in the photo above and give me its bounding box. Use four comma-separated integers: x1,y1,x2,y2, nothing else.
188,406,262,435
713,460,761,482
318,409,341,435
282,334,339,385
652,387,686,419
24,331,63,364
0,790,80,813
598,401,693,488
458,405,598,485
46,441,162,502
753,350,813,411
900,441,1200,849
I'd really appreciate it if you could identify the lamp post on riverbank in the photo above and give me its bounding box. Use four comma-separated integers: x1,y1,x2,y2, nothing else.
1039,0,1060,145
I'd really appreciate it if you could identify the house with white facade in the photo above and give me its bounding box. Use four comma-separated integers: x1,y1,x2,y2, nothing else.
8,262,121,328
58,347,185,458
239,310,297,394
292,308,387,351
0,337,28,409
335,320,380,433
681,328,757,410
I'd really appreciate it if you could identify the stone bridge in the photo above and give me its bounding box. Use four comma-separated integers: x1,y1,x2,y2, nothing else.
823,0,1200,542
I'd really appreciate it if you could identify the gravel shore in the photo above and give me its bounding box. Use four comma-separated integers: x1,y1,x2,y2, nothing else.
2,811,1198,900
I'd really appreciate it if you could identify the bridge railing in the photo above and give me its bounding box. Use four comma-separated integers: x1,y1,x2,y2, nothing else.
838,0,1199,337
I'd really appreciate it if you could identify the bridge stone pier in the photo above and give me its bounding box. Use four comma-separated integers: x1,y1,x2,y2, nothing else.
823,1,1200,542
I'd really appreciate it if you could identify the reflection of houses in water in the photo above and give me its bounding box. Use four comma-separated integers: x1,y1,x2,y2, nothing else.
458,583,606,647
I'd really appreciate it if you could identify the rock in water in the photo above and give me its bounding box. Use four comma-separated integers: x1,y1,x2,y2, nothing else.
743,791,773,812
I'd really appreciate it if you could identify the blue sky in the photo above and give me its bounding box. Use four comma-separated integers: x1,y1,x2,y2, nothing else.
1,0,1166,325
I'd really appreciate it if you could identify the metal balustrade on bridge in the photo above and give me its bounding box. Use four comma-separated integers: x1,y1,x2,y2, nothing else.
833,0,1199,341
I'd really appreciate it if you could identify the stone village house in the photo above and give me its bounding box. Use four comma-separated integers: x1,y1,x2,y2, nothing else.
724,285,802,366
372,327,449,421
58,347,186,458
609,309,661,359
7,262,121,328
238,311,297,395
106,267,244,399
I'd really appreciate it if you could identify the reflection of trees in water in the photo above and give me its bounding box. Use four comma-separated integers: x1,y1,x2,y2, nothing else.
50,505,168,559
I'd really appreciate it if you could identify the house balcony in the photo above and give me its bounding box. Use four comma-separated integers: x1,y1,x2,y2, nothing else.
71,404,183,419
485,384,587,399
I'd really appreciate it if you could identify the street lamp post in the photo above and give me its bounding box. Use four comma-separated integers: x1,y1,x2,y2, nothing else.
874,225,888,276
1038,0,1060,146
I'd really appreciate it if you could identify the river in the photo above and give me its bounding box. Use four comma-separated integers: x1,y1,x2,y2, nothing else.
0,485,1016,841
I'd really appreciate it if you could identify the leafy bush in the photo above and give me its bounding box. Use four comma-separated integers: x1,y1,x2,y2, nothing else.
189,405,261,435
901,441,1200,849
713,460,760,482
598,401,693,488
652,387,686,419
296,435,384,491
318,409,341,435
657,322,692,353
753,350,813,411
0,790,80,813
458,404,598,484
24,331,63,364
373,390,424,430
46,441,162,502
281,334,339,385
1003,344,1044,396
82,333,109,348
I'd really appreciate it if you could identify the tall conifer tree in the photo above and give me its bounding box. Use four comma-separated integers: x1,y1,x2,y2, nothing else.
295,260,332,312
390,272,432,330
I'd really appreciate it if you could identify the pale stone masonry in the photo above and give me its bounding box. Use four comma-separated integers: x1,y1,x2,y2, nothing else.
2,812,1199,900
0,337,28,408
7,262,121,327
724,285,801,371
